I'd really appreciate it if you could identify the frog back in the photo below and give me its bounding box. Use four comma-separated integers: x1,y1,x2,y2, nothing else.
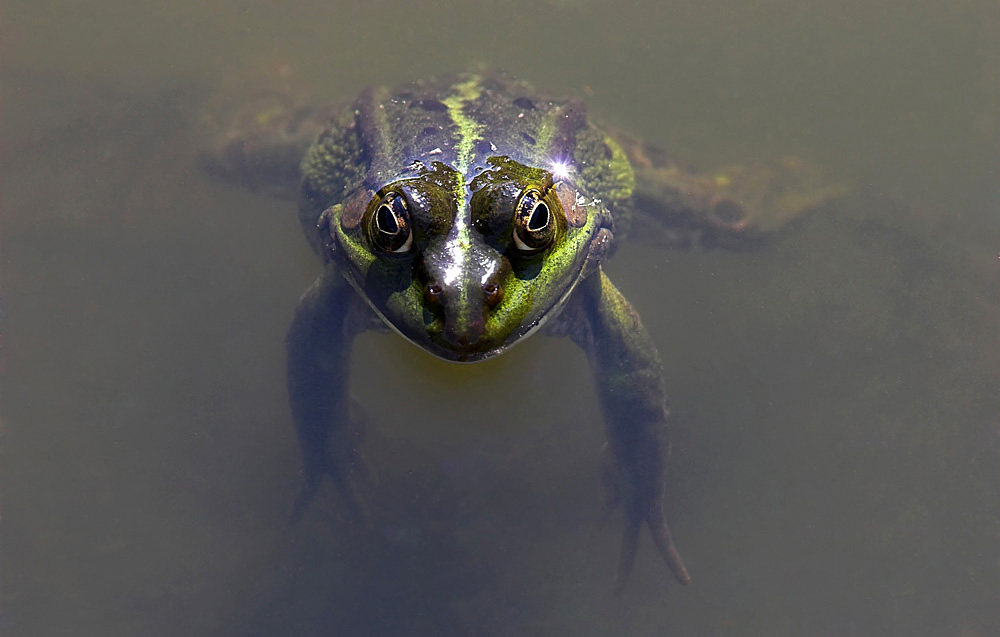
298,74,635,258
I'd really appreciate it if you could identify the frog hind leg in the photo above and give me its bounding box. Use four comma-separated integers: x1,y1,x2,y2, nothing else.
198,86,334,200
614,131,847,250
564,269,691,591
286,266,373,527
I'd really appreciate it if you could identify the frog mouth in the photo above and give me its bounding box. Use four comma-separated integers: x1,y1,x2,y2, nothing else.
412,332,508,364
426,329,506,364
451,346,499,363
365,308,499,363
446,344,489,363
395,315,529,363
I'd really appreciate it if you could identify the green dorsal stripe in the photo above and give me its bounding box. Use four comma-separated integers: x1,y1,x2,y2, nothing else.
441,77,484,176
439,77,484,324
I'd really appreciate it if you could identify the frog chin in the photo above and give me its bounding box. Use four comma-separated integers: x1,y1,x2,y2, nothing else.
420,331,519,364
387,330,507,363
430,308,562,363
388,319,541,364
433,344,506,364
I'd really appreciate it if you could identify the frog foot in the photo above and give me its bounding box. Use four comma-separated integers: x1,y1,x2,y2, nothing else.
289,401,375,529
290,444,374,528
614,496,691,594
600,445,691,592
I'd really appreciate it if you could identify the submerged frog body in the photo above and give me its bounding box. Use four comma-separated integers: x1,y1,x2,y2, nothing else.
202,73,842,592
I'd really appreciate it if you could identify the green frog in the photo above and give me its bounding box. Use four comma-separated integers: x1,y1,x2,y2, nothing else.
201,73,841,592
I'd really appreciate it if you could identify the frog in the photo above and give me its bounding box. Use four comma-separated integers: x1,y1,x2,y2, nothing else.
200,72,843,593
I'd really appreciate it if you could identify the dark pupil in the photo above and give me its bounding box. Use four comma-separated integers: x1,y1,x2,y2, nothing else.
527,202,549,231
376,201,400,234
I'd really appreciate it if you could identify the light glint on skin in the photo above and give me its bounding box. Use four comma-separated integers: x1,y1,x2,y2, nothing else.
442,239,465,286
549,159,573,181
480,261,497,285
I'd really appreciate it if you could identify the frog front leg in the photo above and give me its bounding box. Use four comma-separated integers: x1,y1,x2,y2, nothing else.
286,265,373,525
563,269,691,592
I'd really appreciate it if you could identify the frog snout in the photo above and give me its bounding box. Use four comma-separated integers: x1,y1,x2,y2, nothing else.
419,240,508,354
434,279,504,345
422,276,504,352
443,311,485,350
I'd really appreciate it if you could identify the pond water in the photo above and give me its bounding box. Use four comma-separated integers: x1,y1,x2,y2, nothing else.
2,1,998,635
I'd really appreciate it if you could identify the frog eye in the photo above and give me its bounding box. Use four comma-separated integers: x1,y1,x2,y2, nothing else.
369,192,413,253
512,189,555,253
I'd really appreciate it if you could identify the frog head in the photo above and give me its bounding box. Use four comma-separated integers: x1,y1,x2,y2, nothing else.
323,156,612,362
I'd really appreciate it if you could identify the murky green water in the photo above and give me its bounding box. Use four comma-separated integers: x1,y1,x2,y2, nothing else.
3,1,998,635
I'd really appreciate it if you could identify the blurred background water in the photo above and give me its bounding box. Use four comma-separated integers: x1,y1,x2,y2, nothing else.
2,1,998,635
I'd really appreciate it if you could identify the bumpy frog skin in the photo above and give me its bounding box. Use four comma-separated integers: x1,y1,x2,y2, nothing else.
202,73,843,592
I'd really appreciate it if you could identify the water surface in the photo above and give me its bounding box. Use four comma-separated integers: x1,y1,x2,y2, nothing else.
3,1,998,635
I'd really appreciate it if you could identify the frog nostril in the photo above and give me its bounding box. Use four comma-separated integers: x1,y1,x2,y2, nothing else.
483,281,503,308
425,283,443,305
